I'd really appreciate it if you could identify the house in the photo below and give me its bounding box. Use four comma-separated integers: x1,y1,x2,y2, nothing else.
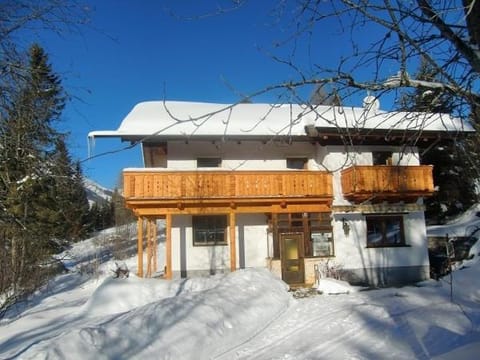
88,99,472,287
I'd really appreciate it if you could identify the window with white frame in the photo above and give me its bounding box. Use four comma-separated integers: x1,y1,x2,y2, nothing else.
366,214,406,247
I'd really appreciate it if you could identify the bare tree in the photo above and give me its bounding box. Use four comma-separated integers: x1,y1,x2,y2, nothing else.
0,0,89,113
256,1,479,117
191,1,477,103
89,1,478,164
161,1,478,135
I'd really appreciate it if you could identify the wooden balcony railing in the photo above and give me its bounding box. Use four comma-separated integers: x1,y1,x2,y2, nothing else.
123,170,332,210
341,165,434,202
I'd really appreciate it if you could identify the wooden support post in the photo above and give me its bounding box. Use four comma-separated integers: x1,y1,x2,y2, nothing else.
137,217,144,278
229,212,236,272
165,214,172,279
152,219,158,273
146,217,152,277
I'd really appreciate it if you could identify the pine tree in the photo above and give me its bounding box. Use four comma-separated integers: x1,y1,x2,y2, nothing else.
49,139,91,242
0,44,70,304
112,188,134,226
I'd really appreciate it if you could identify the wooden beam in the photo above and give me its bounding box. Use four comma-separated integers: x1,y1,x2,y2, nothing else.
332,203,426,213
130,202,331,216
229,212,236,272
165,214,172,279
137,217,143,277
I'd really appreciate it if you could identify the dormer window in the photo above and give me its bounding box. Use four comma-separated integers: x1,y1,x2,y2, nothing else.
197,157,221,168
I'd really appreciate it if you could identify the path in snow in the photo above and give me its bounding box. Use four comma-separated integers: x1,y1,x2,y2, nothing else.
216,284,480,360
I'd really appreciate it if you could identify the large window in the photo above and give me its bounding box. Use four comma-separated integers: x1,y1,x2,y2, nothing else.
366,215,405,247
193,215,227,246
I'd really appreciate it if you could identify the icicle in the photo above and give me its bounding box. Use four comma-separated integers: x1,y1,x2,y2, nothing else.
87,135,95,159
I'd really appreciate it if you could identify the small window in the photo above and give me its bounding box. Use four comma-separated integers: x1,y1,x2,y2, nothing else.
372,152,393,165
311,231,334,256
193,215,227,246
142,143,167,168
287,157,308,169
366,215,405,247
197,157,221,168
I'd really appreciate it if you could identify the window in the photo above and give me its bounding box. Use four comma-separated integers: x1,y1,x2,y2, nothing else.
197,157,221,168
193,215,227,246
142,142,167,167
271,212,334,258
372,151,393,165
287,157,308,169
366,215,405,247
311,231,334,256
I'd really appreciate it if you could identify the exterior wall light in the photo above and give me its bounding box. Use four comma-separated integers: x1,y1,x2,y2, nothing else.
342,218,350,237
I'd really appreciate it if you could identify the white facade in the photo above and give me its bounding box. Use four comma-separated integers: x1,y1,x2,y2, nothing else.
171,213,269,277
154,139,430,286
88,100,472,286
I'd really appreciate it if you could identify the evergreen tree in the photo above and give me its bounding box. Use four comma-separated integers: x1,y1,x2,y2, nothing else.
49,139,91,241
112,188,135,226
0,44,72,304
400,58,478,223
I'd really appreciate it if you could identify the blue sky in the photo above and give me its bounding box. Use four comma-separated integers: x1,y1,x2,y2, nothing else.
29,1,368,189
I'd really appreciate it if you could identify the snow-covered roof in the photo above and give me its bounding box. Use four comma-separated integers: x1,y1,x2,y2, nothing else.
88,100,474,141
307,105,474,133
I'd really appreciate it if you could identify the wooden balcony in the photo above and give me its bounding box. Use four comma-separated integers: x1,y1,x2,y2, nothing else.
123,169,333,215
341,165,434,203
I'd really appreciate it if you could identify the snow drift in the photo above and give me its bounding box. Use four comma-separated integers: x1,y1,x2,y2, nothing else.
19,269,291,360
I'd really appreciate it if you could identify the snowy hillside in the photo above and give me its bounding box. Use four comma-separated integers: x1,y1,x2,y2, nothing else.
0,213,479,359
428,204,480,238
83,177,113,205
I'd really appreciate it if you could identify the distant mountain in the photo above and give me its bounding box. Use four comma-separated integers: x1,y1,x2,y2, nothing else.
83,178,113,206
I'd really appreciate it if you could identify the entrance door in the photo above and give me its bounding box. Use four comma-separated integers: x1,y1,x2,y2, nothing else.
280,232,305,284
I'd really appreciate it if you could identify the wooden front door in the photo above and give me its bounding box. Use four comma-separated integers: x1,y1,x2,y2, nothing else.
280,232,305,284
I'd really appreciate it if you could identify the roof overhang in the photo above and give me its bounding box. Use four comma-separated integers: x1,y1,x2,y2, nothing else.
88,101,474,147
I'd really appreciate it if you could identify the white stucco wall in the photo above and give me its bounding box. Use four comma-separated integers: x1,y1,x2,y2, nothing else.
331,211,429,272
170,214,268,276
236,214,269,268
314,144,421,205
167,140,316,170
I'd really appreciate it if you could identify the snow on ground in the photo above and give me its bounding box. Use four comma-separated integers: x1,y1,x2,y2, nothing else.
1,216,480,359
427,204,480,238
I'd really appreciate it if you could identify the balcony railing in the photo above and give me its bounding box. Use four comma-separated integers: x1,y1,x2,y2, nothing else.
341,165,434,202
123,169,332,205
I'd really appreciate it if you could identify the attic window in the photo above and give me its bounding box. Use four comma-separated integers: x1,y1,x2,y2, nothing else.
372,152,393,165
287,157,308,169
197,157,221,168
